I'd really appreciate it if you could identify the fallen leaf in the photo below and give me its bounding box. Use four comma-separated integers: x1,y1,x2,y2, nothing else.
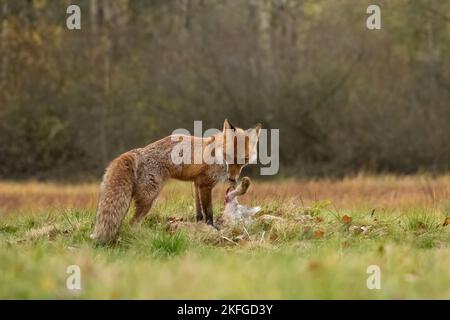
315,217,324,223
269,233,279,241
341,215,352,223
418,222,427,230
314,230,324,239
349,225,363,234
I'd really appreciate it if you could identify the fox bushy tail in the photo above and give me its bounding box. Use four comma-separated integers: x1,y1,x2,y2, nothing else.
90,152,138,244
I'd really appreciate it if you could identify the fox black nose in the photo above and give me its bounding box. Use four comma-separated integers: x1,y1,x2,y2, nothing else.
228,178,236,183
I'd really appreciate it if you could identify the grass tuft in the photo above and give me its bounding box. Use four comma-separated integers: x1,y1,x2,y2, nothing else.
150,230,189,257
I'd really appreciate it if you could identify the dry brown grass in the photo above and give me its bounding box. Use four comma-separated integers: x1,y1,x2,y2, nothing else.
0,182,98,214
1,174,449,215
239,174,450,209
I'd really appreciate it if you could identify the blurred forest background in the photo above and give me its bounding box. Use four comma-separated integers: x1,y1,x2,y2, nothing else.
0,0,449,180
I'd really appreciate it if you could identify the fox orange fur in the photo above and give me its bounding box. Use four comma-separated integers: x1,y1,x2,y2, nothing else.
91,119,261,244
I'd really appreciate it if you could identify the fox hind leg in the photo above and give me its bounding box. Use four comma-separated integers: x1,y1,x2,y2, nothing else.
131,195,156,225
131,181,163,225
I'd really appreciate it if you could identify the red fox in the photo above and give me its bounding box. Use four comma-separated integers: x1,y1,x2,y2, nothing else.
91,119,261,243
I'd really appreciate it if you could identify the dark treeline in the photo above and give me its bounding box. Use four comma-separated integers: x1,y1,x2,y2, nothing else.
0,0,449,180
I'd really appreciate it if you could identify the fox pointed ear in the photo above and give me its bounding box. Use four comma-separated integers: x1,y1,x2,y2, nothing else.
254,123,262,136
248,123,262,137
223,118,236,132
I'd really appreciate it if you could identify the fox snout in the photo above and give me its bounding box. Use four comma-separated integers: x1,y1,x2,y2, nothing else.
226,164,244,185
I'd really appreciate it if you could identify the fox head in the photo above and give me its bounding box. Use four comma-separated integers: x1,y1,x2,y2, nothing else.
222,119,261,184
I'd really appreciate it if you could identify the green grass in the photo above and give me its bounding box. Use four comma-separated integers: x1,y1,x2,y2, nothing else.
0,199,449,299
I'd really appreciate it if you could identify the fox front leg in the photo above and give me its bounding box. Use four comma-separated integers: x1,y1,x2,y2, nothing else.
198,185,214,225
194,182,204,222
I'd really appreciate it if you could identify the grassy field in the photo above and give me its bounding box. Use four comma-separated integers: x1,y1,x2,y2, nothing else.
1,175,449,299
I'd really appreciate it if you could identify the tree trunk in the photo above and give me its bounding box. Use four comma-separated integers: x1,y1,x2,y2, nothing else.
257,0,272,71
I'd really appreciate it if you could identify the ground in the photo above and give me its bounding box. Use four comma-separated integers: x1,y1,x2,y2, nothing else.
0,175,449,299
